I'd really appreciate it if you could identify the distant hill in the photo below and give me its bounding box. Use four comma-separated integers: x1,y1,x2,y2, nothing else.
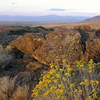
0,15,88,26
84,16,100,22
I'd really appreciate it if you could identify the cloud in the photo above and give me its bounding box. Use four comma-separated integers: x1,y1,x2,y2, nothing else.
49,8,65,11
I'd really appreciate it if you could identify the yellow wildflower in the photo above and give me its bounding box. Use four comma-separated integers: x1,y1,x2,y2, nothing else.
88,96,93,100
56,89,64,95
79,64,83,68
49,70,56,75
53,79,58,83
70,83,74,88
88,70,92,74
65,64,70,68
84,79,89,83
50,63,54,68
43,90,51,96
74,89,78,93
89,59,94,64
55,65,58,68
44,82,48,87
91,80,95,84
62,59,66,63
56,58,60,62
80,82,85,85
96,81,99,84
93,93,97,98
60,69,64,72
79,90,82,94
62,77,66,81
58,83,65,88
57,96,61,100
47,80,51,84
50,86,56,91
67,68,72,72
65,72,70,76
46,74,51,79
56,73,61,78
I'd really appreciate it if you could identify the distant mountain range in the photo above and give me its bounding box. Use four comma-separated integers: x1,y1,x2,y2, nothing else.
0,15,89,26
84,16,100,22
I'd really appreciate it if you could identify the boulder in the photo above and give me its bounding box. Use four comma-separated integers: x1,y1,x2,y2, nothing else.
34,28,83,65
10,34,44,57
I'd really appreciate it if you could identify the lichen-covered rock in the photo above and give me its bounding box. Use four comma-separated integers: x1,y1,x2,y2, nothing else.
9,26,100,66
34,28,83,65
10,34,44,57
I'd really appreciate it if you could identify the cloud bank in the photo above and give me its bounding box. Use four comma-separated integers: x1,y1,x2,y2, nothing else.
49,8,65,11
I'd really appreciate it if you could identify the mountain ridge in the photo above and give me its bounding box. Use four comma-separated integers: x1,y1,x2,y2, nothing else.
84,16,100,22
0,15,89,26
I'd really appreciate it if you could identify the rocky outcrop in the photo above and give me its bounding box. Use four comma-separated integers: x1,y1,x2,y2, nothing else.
9,25,100,67
34,28,83,65
0,26,53,47
75,25,100,62
10,28,84,65
10,34,44,57
8,26,53,38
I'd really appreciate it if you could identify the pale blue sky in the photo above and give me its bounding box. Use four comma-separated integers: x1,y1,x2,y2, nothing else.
0,0,100,16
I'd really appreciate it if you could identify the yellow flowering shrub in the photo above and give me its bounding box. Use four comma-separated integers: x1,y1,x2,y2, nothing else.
32,59,100,100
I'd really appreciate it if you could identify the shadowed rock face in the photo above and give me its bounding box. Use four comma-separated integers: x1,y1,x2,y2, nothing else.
85,38,100,62
0,26,53,47
95,29,100,37
74,25,100,62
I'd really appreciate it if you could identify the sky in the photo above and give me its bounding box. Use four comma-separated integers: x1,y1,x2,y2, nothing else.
0,0,100,16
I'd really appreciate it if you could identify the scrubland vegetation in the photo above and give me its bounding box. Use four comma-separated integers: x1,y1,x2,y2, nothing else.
0,45,30,100
0,24,100,100
32,59,100,100
0,76,30,100
0,43,100,100
1,47,100,100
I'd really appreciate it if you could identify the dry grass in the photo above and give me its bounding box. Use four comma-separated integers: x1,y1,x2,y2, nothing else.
10,85,29,100
0,76,31,100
